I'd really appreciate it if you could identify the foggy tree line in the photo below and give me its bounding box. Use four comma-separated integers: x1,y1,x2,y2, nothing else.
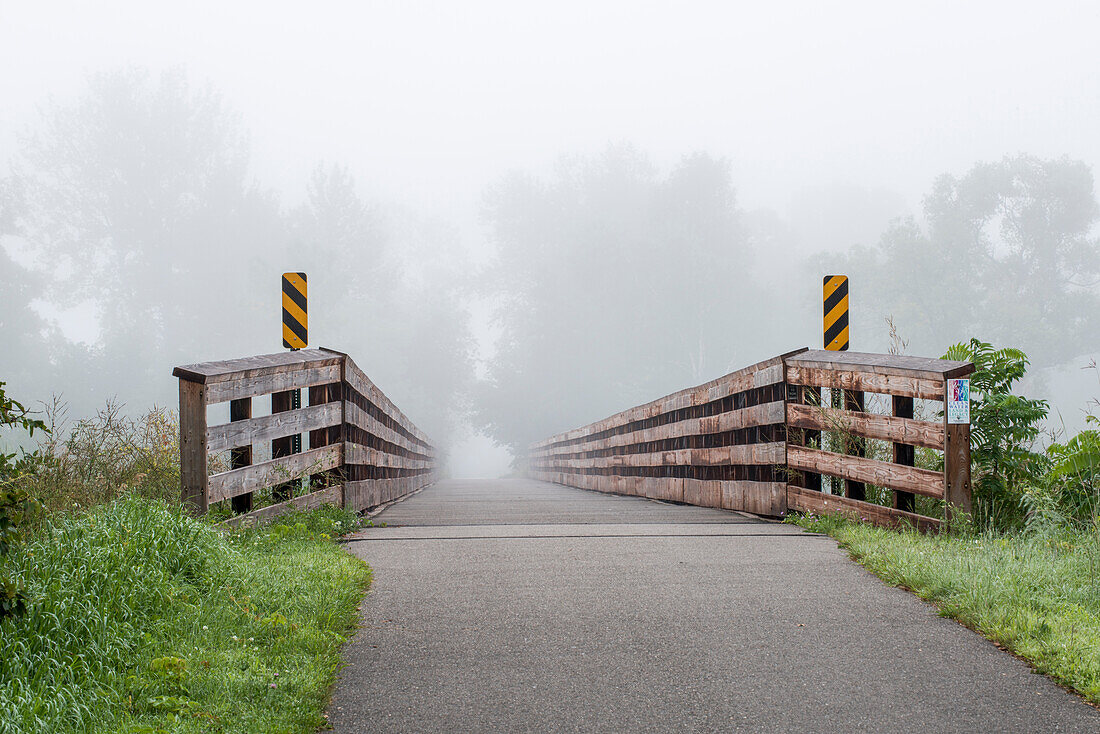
3,68,1099,464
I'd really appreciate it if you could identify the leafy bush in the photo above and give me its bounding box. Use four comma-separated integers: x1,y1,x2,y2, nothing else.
22,399,184,515
942,339,1049,530
0,381,47,619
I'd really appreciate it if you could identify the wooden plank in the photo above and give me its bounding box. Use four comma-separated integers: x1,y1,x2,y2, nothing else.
178,379,208,514
344,474,434,512
345,401,429,456
205,363,342,404
787,485,942,532
207,402,341,452
530,350,805,450
786,403,945,451
229,397,253,514
787,445,944,498
786,350,975,380
786,365,945,401
343,357,433,447
344,443,435,471
173,349,342,383
893,396,916,513
720,480,787,516
844,390,867,502
535,401,786,458
220,485,344,528
207,444,343,504
537,442,785,470
944,421,972,522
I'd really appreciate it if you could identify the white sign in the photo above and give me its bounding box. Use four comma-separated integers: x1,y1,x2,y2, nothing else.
947,378,970,424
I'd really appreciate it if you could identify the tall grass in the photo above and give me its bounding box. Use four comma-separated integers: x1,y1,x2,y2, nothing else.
0,497,370,733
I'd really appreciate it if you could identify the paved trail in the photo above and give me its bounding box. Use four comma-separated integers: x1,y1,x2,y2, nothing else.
327,479,1099,733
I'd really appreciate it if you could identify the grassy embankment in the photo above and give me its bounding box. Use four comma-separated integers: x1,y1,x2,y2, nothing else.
0,499,370,733
791,513,1100,706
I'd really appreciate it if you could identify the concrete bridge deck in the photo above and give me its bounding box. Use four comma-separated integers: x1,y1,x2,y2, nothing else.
327,478,1099,732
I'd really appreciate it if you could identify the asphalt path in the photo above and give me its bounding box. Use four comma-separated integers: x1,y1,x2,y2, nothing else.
326,478,1099,733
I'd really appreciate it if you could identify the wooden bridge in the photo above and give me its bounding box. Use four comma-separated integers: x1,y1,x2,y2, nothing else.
175,346,973,530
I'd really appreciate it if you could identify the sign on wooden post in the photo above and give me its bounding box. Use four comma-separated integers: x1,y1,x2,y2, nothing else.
282,272,307,349
823,275,849,351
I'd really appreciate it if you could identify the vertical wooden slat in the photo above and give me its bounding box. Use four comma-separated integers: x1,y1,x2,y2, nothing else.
892,395,916,514
844,389,866,501
271,390,294,502
179,379,208,515
944,417,973,524
308,383,330,491
230,397,253,514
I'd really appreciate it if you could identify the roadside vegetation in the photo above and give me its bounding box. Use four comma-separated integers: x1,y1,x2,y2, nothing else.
791,337,1100,705
0,386,371,733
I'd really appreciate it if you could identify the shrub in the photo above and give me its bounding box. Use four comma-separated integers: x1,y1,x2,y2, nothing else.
0,381,47,619
942,339,1049,530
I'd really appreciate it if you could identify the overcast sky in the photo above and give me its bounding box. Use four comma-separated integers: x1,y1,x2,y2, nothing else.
4,0,1099,247
3,1,1099,475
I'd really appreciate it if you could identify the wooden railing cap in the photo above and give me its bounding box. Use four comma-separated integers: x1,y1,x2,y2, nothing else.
172,349,343,384
784,350,975,381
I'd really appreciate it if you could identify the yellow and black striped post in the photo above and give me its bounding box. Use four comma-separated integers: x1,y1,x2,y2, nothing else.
282,272,307,349
823,275,849,351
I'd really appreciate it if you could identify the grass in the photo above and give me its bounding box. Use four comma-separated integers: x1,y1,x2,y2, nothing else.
0,498,371,733
790,513,1100,706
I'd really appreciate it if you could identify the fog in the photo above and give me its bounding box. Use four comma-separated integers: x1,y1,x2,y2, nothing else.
2,1,1099,477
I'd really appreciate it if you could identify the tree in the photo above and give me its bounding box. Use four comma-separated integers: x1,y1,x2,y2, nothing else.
477,146,759,455
820,155,1100,368
8,67,285,409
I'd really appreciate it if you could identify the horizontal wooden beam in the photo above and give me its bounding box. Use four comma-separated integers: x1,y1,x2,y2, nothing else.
220,485,344,528
208,444,343,503
344,474,435,511
532,401,785,459
786,365,945,402
344,357,433,447
346,401,432,458
174,349,343,384
204,364,342,404
531,350,805,450
787,445,944,498
345,443,435,471
532,442,785,470
785,350,974,381
786,403,945,451
787,485,942,532
207,402,341,452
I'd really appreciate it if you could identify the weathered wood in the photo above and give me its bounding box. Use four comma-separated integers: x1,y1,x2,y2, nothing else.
205,364,342,404
843,389,866,501
344,357,433,448
173,349,342,384
786,350,975,381
270,391,295,503
531,350,805,450
206,402,341,453
178,379,208,515
787,485,942,532
787,445,944,498
893,396,916,513
944,421,973,522
344,443,435,471
345,401,430,456
786,365,945,402
537,401,786,458
536,442,785,470
220,485,344,528
720,480,787,516
344,474,435,512
229,397,253,514
207,444,343,504
786,403,944,450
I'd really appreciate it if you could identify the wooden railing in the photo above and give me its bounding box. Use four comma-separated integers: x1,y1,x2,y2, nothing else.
784,350,973,531
528,350,804,516
529,348,974,531
174,348,434,523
